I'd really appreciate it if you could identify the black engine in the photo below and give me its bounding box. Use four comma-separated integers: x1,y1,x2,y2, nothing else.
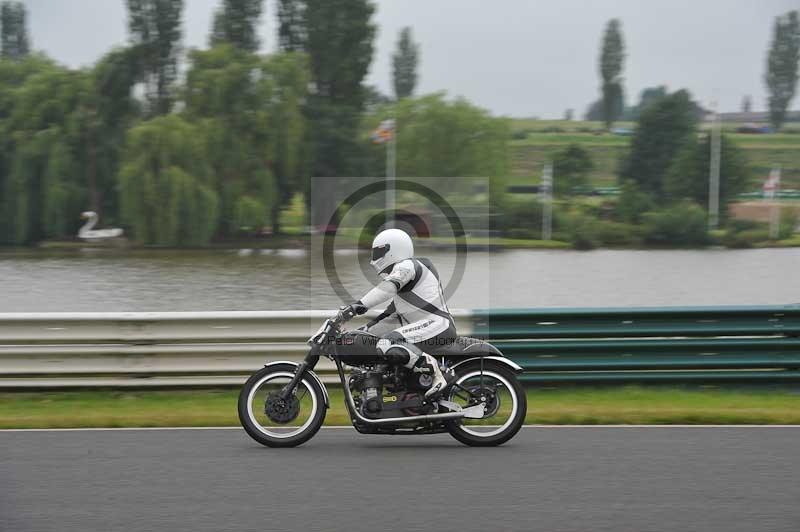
349,365,429,419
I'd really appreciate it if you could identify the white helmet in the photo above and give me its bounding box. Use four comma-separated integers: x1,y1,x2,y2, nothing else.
370,228,414,274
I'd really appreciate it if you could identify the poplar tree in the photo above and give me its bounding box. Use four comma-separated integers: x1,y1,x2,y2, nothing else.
392,27,419,99
765,11,800,130
277,0,305,52
209,0,264,52
0,1,30,61
126,0,184,116
599,19,625,129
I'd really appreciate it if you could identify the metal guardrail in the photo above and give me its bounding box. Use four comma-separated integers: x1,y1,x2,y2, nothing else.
473,305,800,383
1,306,799,387
0,310,472,388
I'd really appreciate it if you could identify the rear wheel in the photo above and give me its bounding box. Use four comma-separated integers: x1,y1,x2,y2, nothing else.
444,361,526,447
238,364,327,448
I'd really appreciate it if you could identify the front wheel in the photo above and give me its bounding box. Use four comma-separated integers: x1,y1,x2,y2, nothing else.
445,361,527,447
238,364,327,447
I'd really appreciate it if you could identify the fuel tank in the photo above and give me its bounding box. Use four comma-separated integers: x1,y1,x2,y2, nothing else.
333,330,382,365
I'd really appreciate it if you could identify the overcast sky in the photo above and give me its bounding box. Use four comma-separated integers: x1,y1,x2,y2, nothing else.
23,0,800,118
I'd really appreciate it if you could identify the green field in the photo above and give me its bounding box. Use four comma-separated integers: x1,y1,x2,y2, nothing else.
509,119,800,190
3,386,800,429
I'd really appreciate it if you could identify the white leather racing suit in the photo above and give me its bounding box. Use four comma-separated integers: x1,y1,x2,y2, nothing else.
357,257,456,348
355,257,456,397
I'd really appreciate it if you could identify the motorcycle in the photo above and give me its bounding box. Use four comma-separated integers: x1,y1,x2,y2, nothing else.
238,313,527,447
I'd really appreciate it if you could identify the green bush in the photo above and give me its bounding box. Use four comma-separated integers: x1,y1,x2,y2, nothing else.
727,218,761,233
566,215,598,250
278,193,307,231
641,202,709,246
593,220,640,246
553,144,594,197
506,228,540,240
496,198,579,242
780,209,798,239
722,228,769,248
233,196,267,233
498,199,559,233
615,180,655,223
722,210,798,247
565,217,640,249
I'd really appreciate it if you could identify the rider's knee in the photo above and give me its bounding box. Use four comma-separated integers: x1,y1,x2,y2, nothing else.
384,346,411,365
375,333,418,364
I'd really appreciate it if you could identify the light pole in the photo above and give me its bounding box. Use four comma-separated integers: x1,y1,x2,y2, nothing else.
542,162,553,241
386,119,396,228
764,166,781,240
708,101,721,230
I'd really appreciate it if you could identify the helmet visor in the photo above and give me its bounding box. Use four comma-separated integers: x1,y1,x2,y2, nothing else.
371,244,390,261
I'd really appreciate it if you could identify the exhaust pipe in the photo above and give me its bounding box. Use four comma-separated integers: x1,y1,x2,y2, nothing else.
335,359,485,426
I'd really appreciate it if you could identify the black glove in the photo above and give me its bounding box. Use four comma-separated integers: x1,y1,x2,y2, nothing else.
337,302,368,322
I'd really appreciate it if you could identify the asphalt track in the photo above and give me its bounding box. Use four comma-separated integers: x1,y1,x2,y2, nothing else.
1,427,799,532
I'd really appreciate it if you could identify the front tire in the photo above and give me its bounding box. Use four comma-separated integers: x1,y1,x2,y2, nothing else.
238,364,327,448
445,361,527,447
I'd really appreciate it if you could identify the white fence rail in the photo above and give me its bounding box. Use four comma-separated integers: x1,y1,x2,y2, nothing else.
0,311,472,388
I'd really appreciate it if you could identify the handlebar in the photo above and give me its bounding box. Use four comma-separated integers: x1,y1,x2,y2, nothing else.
308,315,343,347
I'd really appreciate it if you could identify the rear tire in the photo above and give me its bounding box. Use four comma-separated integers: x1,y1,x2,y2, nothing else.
238,364,327,448
445,361,527,447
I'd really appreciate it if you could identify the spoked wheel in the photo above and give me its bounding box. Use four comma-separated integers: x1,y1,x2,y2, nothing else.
444,361,527,447
238,364,327,447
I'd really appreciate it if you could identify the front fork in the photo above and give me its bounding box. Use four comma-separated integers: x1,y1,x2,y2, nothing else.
278,347,321,401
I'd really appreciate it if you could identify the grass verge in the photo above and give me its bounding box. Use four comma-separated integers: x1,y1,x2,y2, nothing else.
2,386,800,429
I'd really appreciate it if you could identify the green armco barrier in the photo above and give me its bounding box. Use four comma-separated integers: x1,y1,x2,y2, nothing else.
470,305,800,383
738,190,800,199
517,370,800,383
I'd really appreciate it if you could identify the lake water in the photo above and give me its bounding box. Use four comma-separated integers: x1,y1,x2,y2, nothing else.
0,246,798,312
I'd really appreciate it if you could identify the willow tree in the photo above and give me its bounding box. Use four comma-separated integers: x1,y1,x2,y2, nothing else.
84,47,142,219
261,51,309,232
0,56,50,242
118,115,218,246
184,45,308,235
0,61,90,243
0,49,143,245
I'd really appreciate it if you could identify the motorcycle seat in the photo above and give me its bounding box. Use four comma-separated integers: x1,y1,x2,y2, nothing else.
429,336,502,358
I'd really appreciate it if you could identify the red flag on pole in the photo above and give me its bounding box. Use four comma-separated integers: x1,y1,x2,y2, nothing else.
370,119,395,144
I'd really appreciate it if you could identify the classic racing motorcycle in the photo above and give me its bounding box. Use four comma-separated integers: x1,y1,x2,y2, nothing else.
238,313,527,447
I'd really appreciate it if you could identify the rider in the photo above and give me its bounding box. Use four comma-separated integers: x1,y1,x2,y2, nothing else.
337,228,456,398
